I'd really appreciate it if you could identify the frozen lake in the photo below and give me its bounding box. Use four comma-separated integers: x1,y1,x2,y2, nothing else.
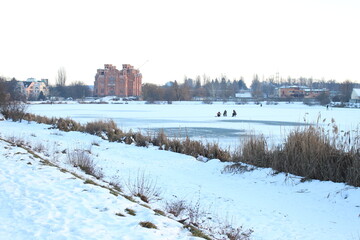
27,101,360,149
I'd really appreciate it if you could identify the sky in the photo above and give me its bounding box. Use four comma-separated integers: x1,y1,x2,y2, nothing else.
1,0,360,87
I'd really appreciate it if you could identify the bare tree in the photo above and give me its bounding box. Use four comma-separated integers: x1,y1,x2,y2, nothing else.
56,67,67,87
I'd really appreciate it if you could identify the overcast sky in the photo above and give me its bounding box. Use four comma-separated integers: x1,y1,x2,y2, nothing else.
1,0,359,86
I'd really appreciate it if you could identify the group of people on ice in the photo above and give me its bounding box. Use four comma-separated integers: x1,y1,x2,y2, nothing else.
216,110,237,117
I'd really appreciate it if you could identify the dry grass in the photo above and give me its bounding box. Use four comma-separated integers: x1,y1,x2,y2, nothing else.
125,170,161,203
67,148,103,179
165,199,187,217
84,119,123,141
125,208,136,216
139,221,158,229
220,225,253,240
230,123,360,187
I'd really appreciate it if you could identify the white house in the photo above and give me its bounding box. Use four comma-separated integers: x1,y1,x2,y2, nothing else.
235,90,252,99
351,88,360,102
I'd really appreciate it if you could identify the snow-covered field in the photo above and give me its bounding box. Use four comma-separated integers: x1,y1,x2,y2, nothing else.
1,102,360,240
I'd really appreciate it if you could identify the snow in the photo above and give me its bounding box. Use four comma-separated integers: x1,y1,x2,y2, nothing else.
0,134,197,240
1,102,360,240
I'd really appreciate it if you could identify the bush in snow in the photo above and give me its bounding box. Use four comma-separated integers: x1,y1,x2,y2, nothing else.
84,119,123,141
165,199,187,217
0,101,28,122
230,120,360,187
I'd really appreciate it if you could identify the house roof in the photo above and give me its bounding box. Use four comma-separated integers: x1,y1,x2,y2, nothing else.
352,88,360,97
235,92,252,98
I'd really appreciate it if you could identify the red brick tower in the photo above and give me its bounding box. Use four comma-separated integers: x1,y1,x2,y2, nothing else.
94,64,142,97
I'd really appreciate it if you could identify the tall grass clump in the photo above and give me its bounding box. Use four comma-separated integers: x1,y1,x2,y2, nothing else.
56,117,83,132
230,122,360,187
279,124,360,186
84,119,123,141
233,135,269,167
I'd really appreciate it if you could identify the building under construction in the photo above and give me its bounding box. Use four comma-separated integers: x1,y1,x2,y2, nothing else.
94,64,142,97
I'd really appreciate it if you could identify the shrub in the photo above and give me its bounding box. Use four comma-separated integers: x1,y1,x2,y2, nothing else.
109,177,122,192
133,131,151,147
56,117,83,132
0,101,28,122
152,129,168,147
32,142,45,153
165,200,187,217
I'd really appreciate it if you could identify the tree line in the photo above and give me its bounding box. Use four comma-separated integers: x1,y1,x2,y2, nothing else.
142,75,359,103
142,76,248,102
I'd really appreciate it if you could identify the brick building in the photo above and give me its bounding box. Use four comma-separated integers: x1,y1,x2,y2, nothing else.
94,64,142,97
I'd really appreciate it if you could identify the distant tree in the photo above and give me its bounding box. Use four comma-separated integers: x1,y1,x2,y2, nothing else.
184,77,194,88
340,80,353,102
0,77,28,121
142,83,163,102
195,76,201,89
54,67,67,98
37,91,46,101
172,80,181,101
250,75,263,99
316,92,330,105
262,81,276,98
204,79,215,99
163,84,175,101
0,77,7,104
237,77,247,90
4,78,26,101
179,83,191,101
67,81,91,100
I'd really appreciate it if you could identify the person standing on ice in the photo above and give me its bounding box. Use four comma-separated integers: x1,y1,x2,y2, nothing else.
223,110,227,117
232,110,237,117
216,111,221,117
